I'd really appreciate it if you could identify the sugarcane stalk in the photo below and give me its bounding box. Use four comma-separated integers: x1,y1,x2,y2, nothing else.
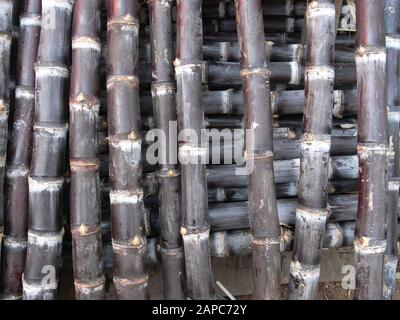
288,0,336,300
210,223,344,258
205,31,355,47
234,0,281,300
354,0,388,300
107,0,148,300
0,0,13,275
1,0,41,300
22,0,73,300
99,154,359,194
148,0,185,300
383,0,400,300
101,193,364,246
139,89,358,117
69,0,105,300
210,221,400,258
175,0,215,300
138,41,303,63
137,60,304,87
206,177,358,202
102,47,357,87
201,17,298,34
137,39,353,64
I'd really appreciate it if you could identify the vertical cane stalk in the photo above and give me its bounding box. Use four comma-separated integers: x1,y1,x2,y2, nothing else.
69,0,105,300
288,0,336,300
383,0,400,300
175,0,215,299
107,0,149,300
148,0,185,300
2,0,41,300
0,0,13,275
23,0,73,300
234,0,281,300
354,0,388,300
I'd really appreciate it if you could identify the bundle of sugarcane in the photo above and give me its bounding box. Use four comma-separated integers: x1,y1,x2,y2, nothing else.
23,0,73,300
129,60,356,88
98,153,359,203
132,39,355,64
138,89,358,117
0,0,375,300
2,0,41,300
69,0,105,300
101,193,362,237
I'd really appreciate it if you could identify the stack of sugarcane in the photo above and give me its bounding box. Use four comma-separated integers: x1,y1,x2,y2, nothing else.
0,0,397,301
97,0,366,299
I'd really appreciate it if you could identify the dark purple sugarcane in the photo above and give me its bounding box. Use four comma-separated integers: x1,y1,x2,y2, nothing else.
1,0,41,300
140,89,358,117
69,0,105,300
175,0,215,300
148,0,185,300
23,0,73,300
107,0,148,300
354,0,388,300
288,0,336,300
0,0,13,275
383,0,400,300
234,0,281,300
102,192,363,240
